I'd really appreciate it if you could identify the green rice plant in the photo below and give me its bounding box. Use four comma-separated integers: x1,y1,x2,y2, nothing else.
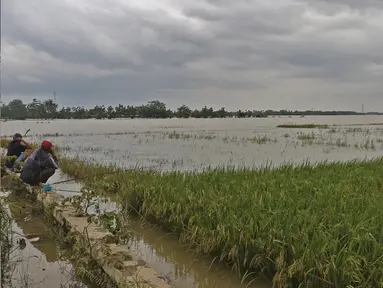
222,136,239,143
277,124,329,129
60,157,383,287
300,139,315,146
167,131,181,139
296,132,316,140
167,131,217,141
371,140,376,150
343,123,383,127
0,138,9,148
245,135,277,144
345,128,363,133
335,138,349,147
301,138,327,146
322,147,331,154
357,138,376,150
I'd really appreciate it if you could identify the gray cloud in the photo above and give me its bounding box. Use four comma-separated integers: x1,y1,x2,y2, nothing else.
2,0,383,111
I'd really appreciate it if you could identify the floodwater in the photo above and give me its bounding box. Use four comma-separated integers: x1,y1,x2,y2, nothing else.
1,116,383,170
47,171,271,288
4,195,88,288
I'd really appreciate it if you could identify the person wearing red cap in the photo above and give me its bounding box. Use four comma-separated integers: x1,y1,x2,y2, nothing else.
20,140,59,186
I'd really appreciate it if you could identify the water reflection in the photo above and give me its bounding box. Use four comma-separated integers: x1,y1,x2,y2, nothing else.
8,199,88,288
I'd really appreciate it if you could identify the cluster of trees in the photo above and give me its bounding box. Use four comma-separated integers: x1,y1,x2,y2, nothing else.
0,98,375,120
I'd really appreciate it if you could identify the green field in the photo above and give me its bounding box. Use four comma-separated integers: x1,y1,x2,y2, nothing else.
276,124,330,129
59,157,383,287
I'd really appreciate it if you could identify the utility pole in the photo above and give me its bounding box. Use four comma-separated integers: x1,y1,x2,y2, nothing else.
53,92,57,104
362,104,364,114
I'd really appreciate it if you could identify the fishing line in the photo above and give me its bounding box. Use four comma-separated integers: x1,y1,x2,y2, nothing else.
49,169,125,185
54,164,161,185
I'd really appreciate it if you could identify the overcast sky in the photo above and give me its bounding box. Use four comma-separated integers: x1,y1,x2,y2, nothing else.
2,0,383,111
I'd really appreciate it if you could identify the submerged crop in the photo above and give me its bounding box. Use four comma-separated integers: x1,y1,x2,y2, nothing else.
277,124,329,129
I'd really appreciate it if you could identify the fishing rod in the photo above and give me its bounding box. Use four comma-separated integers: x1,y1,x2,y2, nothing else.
52,165,161,185
22,129,33,150
42,169,124,191
43,168,144,191
49,169,124,185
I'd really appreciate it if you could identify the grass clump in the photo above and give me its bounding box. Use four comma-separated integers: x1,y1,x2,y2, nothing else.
167,131,217,141
360,139,376,150
60,157,383,287
296,132,316,140
0,138,9,148
245,135,277,144
346,128,363,133
335,138,349,147
277,124,329,129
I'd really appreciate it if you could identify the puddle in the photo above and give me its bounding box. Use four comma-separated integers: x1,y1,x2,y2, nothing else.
6,197,90,288
48,171,271,288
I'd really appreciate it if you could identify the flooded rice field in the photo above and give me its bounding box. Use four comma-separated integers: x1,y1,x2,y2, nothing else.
2,116,383,287
1,116,383,170
47,171,271,288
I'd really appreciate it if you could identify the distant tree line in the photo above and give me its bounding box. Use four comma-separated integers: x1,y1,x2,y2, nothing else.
0,98,378,120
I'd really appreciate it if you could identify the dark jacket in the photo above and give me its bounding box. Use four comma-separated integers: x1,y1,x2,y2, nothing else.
7,140,27,157
20,148,59,185
5,140,27,168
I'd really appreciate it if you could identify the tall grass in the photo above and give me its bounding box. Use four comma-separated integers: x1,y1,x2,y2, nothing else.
277,124,329,129
296,132,316,140
0,138,9,149
59,157,383,287
1,150,15,286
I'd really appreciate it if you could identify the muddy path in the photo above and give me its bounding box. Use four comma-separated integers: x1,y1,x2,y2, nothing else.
47,170,272,288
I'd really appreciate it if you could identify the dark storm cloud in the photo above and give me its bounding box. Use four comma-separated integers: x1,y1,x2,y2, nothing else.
2,0,383,110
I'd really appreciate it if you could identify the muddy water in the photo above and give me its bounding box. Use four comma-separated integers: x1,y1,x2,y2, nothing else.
127,220,271,288
47,171,271,288
6,196,89,288
2,116,383,171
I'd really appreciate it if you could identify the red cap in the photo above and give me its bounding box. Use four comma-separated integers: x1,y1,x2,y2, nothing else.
41,140,53,150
